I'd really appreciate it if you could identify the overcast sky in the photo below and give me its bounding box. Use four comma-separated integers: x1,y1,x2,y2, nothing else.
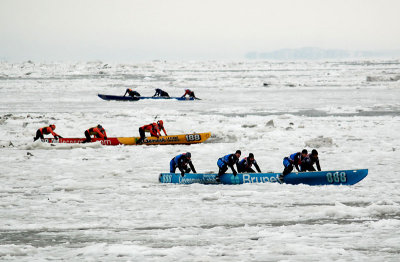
1,0,399,61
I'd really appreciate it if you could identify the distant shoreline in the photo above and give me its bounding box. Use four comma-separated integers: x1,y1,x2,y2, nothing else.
246,47,400,60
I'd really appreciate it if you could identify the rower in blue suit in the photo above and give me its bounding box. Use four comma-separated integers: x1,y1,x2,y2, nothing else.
216,150,241,182
170,152,196,177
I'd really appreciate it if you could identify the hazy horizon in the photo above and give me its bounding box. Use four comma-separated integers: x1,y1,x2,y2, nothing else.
1,0,400,62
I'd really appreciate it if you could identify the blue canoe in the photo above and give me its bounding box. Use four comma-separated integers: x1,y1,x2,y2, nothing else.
159,169,368,186
98,94,194,101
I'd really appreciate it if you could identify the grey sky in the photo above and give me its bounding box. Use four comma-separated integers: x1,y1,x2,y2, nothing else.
1,0,399,61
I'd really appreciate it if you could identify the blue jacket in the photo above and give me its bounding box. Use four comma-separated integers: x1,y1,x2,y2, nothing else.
288,153,302,164
220,154,239,167
285,152,303,171
173,153,196,173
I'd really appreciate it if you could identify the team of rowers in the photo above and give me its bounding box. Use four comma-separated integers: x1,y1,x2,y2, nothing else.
124,88,198,99
33,121,167,145
170,149,320,182
33,123,321,182
33,124,108,143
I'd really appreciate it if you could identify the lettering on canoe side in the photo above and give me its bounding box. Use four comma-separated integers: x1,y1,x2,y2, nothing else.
326,171,347,183
144,136,180,143
100,139,112,145
41,138,113,145
230,175,240,184
242,174,282,184
185,134,201,142
178,174,217,184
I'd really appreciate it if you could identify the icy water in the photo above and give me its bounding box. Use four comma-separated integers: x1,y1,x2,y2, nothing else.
1,60,400,261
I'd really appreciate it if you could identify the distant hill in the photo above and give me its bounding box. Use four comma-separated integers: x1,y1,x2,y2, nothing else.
245,47,400,60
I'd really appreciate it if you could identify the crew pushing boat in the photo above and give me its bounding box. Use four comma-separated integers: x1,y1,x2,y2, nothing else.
170,152,197,177
123,88,140,98
83,125,107,143
136,120,167,144
181,89,198,99
153,88,170,98
33,124,62,141
237,153,262,173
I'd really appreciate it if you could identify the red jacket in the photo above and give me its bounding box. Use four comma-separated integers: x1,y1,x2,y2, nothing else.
182,89,193,97
86,127,107,139
40,126,60,137
159,126,167,136
141,123,160,138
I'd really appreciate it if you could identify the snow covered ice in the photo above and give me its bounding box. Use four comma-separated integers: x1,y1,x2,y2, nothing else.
1,60,400,261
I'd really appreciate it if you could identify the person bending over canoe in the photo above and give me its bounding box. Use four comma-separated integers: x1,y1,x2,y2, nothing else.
156,120,167,136
300,149,321,172
123,88,140,98
237,153,261,173
279,149,308,181
136,120,168,144
33,124,62,141
181,89,197,99
83,125,107,143
216,150,241,182
170,152,197,177
136,122,160,144
153,88,170,98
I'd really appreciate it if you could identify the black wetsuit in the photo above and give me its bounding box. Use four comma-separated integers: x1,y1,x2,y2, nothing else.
34,129,44,141
237,157,261,173
300,155,321,172
217,154,239,177
153,89,169,97
170,154,196,175
282,152,304,177
124,89,140,97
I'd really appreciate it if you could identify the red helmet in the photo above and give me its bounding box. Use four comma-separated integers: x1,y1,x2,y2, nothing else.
50,124,56,130
157,120,164,127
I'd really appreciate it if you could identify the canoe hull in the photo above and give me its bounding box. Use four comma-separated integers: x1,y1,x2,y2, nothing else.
98,94,194,101
41,132,211,146
159,169,368,186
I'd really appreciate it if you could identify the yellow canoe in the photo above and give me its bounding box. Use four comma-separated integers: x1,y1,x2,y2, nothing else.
116,132,211,145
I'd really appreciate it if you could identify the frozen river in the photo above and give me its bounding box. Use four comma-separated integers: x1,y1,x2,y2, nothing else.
1,60,400,261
